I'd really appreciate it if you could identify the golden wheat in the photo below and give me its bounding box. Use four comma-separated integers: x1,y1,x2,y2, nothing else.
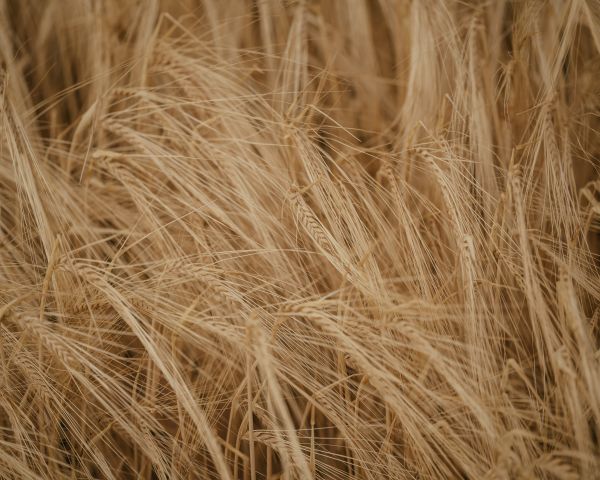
0,1,599,479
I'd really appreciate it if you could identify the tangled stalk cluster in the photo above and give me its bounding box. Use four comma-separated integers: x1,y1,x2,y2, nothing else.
0,1,599,479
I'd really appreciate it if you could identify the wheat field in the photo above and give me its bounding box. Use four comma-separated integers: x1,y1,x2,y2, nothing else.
0,1,599,479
